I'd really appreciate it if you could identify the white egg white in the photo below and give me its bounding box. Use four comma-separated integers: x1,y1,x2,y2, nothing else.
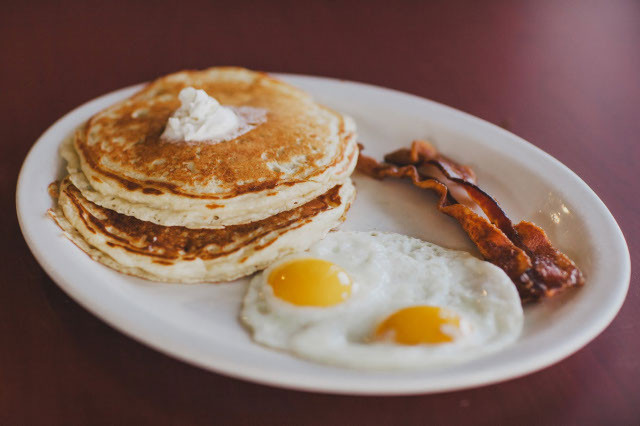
241,231,524,370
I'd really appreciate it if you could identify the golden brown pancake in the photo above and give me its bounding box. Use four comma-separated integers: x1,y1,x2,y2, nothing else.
72,67,357,228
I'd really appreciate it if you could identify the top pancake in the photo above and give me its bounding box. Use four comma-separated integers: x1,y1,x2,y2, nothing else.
75,68,355,218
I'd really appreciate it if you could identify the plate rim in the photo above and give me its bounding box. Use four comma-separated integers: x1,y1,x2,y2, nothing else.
16,73,631,395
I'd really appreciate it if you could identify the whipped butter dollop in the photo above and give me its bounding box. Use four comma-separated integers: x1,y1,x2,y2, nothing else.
161,87,266,143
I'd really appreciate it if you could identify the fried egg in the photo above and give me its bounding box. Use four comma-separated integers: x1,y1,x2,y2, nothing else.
241,231,523,370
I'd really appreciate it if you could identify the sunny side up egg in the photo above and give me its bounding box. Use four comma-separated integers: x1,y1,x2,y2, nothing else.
241,231,524,370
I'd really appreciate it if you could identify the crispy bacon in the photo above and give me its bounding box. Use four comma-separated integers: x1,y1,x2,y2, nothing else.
357,141,584,303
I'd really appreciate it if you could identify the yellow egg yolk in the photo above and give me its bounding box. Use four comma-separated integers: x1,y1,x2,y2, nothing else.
374,305,464,345
267,258,352,307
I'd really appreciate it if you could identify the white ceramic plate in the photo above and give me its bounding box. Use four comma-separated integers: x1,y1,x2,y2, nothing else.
17,74,630,395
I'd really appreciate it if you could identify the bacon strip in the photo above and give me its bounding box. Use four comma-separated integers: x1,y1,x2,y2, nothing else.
357,141,584,303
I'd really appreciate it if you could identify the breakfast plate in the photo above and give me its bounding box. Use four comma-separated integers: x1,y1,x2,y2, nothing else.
17,74,630,395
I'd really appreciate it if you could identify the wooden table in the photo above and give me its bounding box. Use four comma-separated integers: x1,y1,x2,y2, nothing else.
3,1,638,424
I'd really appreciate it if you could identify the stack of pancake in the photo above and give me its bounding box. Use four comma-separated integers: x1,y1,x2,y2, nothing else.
50,67,357,282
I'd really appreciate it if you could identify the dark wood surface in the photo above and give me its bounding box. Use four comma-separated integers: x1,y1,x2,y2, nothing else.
3,1,638,424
